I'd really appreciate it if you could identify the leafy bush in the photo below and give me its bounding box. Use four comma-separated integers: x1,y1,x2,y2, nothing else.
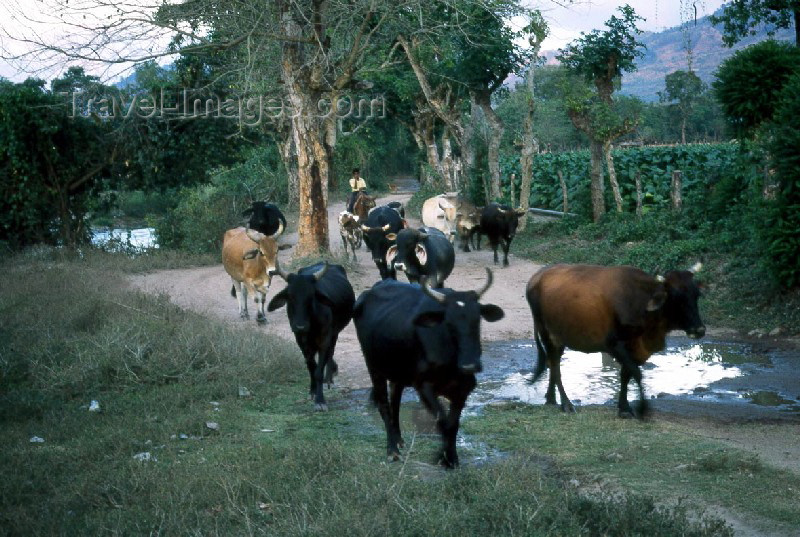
153,145,287,253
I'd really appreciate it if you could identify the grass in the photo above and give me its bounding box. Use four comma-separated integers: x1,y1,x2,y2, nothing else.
1,250,786,536
513,210,800,335
463,404,799,534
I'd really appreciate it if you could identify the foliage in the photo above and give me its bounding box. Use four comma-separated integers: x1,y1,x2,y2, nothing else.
154,145,287,253
557,4,645,102
712,40,800,138
0,71,120,249
500,143,763,219
710,0,800,46
763,73,800,287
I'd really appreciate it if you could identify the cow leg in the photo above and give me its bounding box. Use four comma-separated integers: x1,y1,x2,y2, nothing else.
491,239,499,265
417,383,460,468
475,231,482,251
371,376,401,461
232,279,249,320
312,340,333,412
389,382,405,449
502,237,511,267
323,333,339,387
255,290,267,324
550,355,575,413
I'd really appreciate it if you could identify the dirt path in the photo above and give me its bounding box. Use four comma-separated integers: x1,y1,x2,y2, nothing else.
128,190,542,390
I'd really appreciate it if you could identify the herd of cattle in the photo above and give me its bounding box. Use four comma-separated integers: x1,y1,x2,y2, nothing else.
221,198,706,468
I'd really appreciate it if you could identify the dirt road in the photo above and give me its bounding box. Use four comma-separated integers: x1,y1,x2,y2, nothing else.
129,190,542,390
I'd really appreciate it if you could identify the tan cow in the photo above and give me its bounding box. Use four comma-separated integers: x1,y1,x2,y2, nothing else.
442,194,482,252
421,195,458,243
222,227,291,323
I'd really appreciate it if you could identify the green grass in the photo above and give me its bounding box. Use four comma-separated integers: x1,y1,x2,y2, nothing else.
513,210,800,335
0,251,759,535
463,404,799,533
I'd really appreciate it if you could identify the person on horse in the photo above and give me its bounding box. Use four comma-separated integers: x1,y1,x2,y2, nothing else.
347,168,368,213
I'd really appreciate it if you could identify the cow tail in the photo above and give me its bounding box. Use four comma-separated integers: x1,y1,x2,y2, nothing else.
230,285,237,298
532,329,549,383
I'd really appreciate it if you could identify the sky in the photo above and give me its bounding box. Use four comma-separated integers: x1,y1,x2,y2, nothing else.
0,0,730,83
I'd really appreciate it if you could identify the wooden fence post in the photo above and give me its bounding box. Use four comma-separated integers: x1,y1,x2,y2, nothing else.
557,169,568,213
671,170,682,212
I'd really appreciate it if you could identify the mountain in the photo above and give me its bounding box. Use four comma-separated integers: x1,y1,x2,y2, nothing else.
540,10,795,102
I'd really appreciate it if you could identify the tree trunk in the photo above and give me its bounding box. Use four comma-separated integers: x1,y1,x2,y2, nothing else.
277,132,299,208
462,103,477,194
635,169,643,217
509,174,516,208
281,8,329,256
475,92,503,201
589,140,606,222
671,170,683,212
681,116,687,145
603,141,623,213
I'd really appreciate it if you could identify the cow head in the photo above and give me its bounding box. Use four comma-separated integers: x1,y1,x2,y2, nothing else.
360,222,393,264
415,268,504,373
437,197,457,221
267,260,332,335
385,228,428,276
243,202,286,237
496,206,524,239
651,262,706,339
243,228,291,283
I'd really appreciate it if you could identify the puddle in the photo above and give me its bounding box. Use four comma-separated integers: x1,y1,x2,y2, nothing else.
472,338,800,415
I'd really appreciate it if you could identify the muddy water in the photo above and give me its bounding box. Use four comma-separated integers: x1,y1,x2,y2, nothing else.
472,337,800,416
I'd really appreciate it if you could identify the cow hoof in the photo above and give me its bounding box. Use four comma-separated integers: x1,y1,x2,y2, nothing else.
562,403,576,413
256,316,267,324
314,403,328,412
618,409,635,419
387,453,401,462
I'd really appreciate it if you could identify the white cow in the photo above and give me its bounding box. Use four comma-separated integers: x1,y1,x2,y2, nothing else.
421,195,457,243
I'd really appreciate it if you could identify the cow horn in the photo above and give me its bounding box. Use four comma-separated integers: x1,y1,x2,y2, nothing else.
689,262,703,274
360,224,371,232
422,276,447,304
655,274,666,283
382,223,391,231
269,220,285,238
272,256,290,281
475,267,493,298
313,262,329,281
417,230,428,240
245,228,265,243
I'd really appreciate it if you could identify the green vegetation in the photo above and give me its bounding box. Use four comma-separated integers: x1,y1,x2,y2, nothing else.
464,404,799,533
1,252,755,536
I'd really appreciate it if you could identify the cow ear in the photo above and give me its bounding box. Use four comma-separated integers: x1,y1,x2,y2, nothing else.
646,289,667,312
413,310,445,328
267,289,288,311
415,244,427,265
480,304,504,322
278,243,293,251
385,245,398,267
402,219,409,229
242,249,260,260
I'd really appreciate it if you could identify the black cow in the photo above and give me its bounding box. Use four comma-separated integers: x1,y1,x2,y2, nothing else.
387,200,405,218
353,269,504,468
268,261,355,411
478,203,525,267
360,205,405,280
386,227,455,288
243,202,287,237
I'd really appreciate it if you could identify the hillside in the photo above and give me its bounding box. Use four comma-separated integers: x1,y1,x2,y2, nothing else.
541,11,795,102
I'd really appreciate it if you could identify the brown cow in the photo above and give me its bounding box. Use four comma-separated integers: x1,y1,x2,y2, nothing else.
338,211,362,260
352,191,376,223
222,227,291,323
526,263,705,418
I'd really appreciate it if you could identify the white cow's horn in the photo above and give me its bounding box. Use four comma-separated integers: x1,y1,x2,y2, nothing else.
422,276,446,304
313,262,329,281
